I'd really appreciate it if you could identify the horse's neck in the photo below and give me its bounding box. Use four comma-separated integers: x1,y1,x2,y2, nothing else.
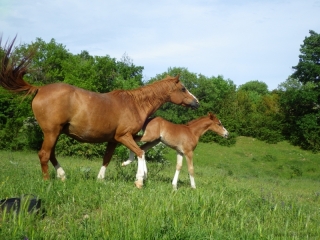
131,85,169,116
188,118,211,139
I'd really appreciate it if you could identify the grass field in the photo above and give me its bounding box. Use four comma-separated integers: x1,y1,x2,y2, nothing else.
0,136,320,239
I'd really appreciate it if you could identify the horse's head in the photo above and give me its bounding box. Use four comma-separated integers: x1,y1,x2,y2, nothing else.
208,112,229,138
168,75,199,109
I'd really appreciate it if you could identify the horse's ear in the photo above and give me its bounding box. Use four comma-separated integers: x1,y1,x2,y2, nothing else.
174,74,180,83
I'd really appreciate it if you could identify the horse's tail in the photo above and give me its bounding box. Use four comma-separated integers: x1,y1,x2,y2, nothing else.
0,36,38,96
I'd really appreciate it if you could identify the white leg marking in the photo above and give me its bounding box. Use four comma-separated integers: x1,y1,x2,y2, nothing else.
172,153,183,189
135,151,145,188
172,170,180,190
97,166,106,179
55,164,66,181
143,158,147,179
122,150,135,166
122,159,133,166
190,175,196,189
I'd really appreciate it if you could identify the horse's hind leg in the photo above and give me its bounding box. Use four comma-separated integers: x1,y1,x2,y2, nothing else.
50,146,66,180
172,152,183,190
38,132,60,180
97,142,117,179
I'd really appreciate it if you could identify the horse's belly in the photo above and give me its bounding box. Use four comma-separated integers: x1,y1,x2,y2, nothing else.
64,124,115,143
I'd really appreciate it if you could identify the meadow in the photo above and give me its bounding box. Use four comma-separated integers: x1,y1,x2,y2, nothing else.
0,136,320,239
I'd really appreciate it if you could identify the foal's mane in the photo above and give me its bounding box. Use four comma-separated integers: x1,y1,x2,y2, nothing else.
186,115,209,126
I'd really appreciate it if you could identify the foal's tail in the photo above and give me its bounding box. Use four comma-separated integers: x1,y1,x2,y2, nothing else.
0,36,38,96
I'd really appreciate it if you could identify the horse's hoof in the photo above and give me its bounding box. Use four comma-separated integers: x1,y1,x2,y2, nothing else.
172,185,178,190
135,180,143,189
121,162,126,167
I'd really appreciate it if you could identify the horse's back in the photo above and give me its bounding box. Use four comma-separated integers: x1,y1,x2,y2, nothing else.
32,83,105,121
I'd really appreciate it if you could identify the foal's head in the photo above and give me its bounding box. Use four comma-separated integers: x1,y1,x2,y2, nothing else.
207,112,229,138
167,75,199,109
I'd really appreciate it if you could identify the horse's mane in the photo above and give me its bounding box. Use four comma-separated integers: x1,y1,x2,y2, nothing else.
111,76,176,104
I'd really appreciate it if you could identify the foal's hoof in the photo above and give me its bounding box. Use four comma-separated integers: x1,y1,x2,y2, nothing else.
57,175,66,181
172,185,178,191
134,180,143,189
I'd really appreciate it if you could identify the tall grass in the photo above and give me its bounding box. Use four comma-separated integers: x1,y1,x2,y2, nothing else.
1,137,320,239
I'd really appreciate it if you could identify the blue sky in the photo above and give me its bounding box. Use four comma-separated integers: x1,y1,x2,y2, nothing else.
1,0,319,90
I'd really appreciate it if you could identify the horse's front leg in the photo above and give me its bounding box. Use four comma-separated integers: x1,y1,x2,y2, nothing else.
115,133,146,188
97,142,118,179
185,151,196,189
172,152,183,190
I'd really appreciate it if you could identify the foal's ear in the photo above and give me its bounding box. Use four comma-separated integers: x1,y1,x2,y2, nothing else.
208,112,216,120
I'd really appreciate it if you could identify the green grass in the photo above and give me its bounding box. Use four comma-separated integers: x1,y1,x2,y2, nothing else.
1,136,320,239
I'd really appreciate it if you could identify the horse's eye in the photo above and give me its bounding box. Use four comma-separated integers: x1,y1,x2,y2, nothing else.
181,87,186,92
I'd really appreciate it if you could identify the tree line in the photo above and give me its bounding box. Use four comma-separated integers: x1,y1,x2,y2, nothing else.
0,30,319,158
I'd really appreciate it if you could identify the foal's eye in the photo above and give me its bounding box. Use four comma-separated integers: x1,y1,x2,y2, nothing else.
181,87,186,92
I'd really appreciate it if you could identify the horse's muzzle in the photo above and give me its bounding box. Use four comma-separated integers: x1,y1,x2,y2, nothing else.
190,100,200,109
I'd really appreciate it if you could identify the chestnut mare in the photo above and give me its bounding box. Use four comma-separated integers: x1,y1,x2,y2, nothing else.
0,37,199,188
122,112,228,189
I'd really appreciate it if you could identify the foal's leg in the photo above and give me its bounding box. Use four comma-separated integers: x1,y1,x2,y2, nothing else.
185,151,196,189
122,140,161,166
172,152,183,190
38,131,60,180
121,150,135,166
97,142,117,179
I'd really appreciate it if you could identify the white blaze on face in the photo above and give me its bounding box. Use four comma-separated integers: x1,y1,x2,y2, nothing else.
219,120,228,136
186,89,199,103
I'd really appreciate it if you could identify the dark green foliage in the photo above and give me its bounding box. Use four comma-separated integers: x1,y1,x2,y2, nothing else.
238,80,269,95
16,38,71,85
279,78,320,152
292,30,320,86
55,135,106,159
280,30,320,152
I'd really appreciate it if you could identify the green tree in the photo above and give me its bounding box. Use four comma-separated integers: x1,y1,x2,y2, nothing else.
279,78,320,151
16,38,71,84
292,30,320,86
278,30,320,152
238,80,269,95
